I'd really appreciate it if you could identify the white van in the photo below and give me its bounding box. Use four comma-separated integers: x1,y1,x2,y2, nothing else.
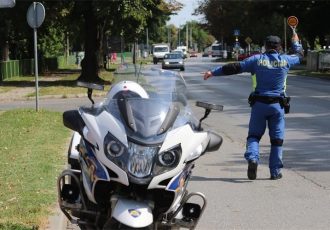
211,44,227,59
152,44,170,64
176,46,188,58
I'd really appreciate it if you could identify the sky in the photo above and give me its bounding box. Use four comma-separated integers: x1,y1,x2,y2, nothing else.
167,0,204,27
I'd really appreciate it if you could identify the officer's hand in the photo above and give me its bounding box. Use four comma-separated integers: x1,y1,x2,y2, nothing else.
292,33,299,43
203,71,213,80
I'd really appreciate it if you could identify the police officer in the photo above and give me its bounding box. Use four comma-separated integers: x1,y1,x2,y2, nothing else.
204,33,303,180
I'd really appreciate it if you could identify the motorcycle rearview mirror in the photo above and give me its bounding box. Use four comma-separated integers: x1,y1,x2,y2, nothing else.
77,81,104,105
196,101,223,111
196,101,223,131
63,110,85,136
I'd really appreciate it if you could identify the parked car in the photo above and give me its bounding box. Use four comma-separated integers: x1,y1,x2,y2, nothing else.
190,51,198,57
202,51,210,57
162,53,185,71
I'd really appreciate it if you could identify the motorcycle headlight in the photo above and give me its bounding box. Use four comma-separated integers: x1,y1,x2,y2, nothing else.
159,149,178,167
104,132,128,168
105,140,124,157
128,142,158,178
153,145,181,175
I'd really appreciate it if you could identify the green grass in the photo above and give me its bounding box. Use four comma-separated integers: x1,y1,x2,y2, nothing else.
0,109,71,229
0,87,14,94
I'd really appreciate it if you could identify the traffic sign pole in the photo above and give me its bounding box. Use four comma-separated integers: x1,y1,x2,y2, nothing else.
27,2,45,112
33,27,39,111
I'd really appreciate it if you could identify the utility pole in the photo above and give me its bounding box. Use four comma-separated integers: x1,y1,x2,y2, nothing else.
66,32,69,65
146,28,149,54
284,17,287,53
178,27,181,46
190,26,192,49
168,27,171,48
186,23,188,48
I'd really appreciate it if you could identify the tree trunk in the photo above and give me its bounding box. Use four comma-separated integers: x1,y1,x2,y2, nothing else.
1,41,9,61
77,1,102,83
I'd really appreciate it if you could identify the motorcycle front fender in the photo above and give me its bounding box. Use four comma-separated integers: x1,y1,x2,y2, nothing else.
112,198,153,228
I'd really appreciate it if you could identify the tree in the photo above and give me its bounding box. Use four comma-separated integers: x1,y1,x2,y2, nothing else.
68,0,182,82
196,0,330,50
0,0,183,82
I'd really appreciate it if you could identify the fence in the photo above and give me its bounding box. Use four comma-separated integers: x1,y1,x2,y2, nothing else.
307,50,330,72
0,52,134,81
0,59,34,81
318,51,330,71
0,55,78,81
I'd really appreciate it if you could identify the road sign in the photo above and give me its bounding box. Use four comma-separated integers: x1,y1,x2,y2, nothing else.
287,16,298,28
245,37,252,44
27,2,45,29
234,29,240,36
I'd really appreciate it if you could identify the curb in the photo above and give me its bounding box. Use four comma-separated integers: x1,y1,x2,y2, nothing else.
44,206,67,230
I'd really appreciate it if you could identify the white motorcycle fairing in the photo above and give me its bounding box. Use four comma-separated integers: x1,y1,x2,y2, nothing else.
58,65,223,229
148,124,209,190
111,198,153,228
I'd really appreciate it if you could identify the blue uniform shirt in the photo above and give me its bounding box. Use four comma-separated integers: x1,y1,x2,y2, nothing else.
240,52,300,96
211,43,302,97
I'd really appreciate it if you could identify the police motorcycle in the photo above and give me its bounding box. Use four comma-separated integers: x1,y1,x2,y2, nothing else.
57,64,223,229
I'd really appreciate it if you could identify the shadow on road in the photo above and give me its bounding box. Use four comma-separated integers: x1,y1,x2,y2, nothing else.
191,176,252,184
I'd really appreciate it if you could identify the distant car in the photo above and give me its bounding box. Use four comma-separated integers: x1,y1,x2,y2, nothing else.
162,53,185,71
202,52,209,57
171,50,185,59
176,46,188,58
238,51,261,61
189,51,198,57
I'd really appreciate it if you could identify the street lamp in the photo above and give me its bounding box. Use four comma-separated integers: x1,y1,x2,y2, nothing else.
178,26,181,46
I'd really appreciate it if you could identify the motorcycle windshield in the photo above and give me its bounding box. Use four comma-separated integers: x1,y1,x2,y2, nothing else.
102,64,197,144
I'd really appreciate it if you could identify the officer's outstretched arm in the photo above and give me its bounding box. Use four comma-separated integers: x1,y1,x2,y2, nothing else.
291,33,304,60
210,63,242,76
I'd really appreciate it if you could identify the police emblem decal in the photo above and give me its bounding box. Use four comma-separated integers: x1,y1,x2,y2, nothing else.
128,209,141,218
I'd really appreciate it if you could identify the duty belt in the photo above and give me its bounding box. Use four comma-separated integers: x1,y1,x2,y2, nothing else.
254,95,281,104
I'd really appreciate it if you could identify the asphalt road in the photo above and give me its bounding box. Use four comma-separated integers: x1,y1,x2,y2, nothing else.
2,57,330,229
181,57,330,229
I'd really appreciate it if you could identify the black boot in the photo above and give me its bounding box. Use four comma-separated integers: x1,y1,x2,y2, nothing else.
270,173,283,180
247,160,258,180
